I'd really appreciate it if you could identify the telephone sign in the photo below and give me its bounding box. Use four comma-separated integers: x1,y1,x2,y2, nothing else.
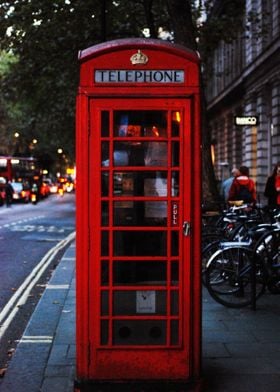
75,38,201,390
94,69,185,83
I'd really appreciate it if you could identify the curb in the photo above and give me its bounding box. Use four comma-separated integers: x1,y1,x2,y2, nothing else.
0,242,76,392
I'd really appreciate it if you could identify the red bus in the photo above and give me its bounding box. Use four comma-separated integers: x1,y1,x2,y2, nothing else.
0,156,40,182
0,156,52,200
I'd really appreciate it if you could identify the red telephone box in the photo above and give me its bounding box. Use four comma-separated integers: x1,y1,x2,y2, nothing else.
76,38,201,390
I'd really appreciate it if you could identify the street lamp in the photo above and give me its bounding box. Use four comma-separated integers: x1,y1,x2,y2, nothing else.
57,148,64,177
13,132,21,155
29,138,38,156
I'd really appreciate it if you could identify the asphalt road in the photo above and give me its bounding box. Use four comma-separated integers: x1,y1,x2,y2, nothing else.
0,192,75,376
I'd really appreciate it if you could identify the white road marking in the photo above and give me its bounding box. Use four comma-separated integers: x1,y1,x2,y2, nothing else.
0,231,76,340
0,215,44,230
19,335,53,344
46,284,70,289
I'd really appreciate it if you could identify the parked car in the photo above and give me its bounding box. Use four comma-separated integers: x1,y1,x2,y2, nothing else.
49,182,59,194
11,181,31,203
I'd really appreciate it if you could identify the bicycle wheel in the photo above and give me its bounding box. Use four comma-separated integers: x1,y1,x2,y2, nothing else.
202,240,221,286
205,246,265,308
202,232,224,249
254,229,280,294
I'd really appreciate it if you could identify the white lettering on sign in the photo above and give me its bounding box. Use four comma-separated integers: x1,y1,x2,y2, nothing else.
95,70,184,84
234,116,258,126
172,201,179,226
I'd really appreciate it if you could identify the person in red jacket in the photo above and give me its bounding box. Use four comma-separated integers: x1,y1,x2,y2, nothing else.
228,165,257,205
264,162,280,208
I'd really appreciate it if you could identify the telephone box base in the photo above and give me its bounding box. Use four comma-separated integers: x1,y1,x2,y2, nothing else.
74,378,203,392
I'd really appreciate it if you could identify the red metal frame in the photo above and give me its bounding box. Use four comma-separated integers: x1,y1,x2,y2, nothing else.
76,38,201,386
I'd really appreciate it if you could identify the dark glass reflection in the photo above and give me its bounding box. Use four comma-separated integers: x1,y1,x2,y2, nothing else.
114,171,167,197
101,111,109,137
101,231,109,256
101,201,109,226
101,172,109,196
113,201,167,226
172,142,179,166
172,171,179,196
100,320,109,345
101,291,109,315
113,142,168,167
101,142,109,166
170,320,179,345
171,261,179,285
171,290,179,315
113,231,167,256
171,231,179,256
113,110,167,138
101,260,109,286
113,261,167,285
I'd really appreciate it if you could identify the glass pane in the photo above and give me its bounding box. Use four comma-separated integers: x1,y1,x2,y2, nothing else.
100,320,109,345
144,172,168,196
113,201,167,226
114,171,167,197
144,142,168,166
101,141,110,166
170,320,179,345
113,291,166,315
101,172,109,196
101,201,109,226
113,142,168,167
113,110,167,137
113,201,135,225
171,231,179,256
101,231,109,256
172,142,179,166
113,261,167,285
171,290,179,315
144,202,167,224
101,291,109,315
171,261,179,285
113,320,166,345
171,111,181,137
113,231,167,256
101,111,109,137
172,171,179,196
101,260,109,286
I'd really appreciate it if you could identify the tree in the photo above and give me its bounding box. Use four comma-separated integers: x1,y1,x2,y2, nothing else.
0,0,240,198
164,0,221,203
0,50,30,156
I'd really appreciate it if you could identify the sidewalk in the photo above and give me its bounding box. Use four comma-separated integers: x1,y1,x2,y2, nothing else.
1,241,280,391
202,288,280,391
0,242,76,392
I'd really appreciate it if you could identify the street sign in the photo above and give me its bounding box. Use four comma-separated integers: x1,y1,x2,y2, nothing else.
234,116,259,126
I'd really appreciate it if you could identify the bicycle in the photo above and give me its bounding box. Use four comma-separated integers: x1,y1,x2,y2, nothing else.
204,224,280,308
201,205,270,285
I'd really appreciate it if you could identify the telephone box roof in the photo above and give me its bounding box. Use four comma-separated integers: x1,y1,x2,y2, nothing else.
78,38,200,64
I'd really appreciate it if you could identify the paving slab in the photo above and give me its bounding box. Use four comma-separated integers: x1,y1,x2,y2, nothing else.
1,242,280,392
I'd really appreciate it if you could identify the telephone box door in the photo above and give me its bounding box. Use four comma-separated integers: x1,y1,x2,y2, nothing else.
87,97,193,380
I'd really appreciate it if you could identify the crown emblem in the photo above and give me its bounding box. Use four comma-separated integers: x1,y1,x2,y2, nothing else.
130,50,148,65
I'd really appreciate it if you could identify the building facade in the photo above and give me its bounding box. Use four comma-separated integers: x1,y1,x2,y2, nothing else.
206,0,280,203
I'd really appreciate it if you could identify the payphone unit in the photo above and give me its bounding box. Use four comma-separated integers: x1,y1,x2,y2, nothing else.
76,38,201,389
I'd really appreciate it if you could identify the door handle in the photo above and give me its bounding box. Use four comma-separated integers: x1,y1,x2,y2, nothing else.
183,221,191,236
